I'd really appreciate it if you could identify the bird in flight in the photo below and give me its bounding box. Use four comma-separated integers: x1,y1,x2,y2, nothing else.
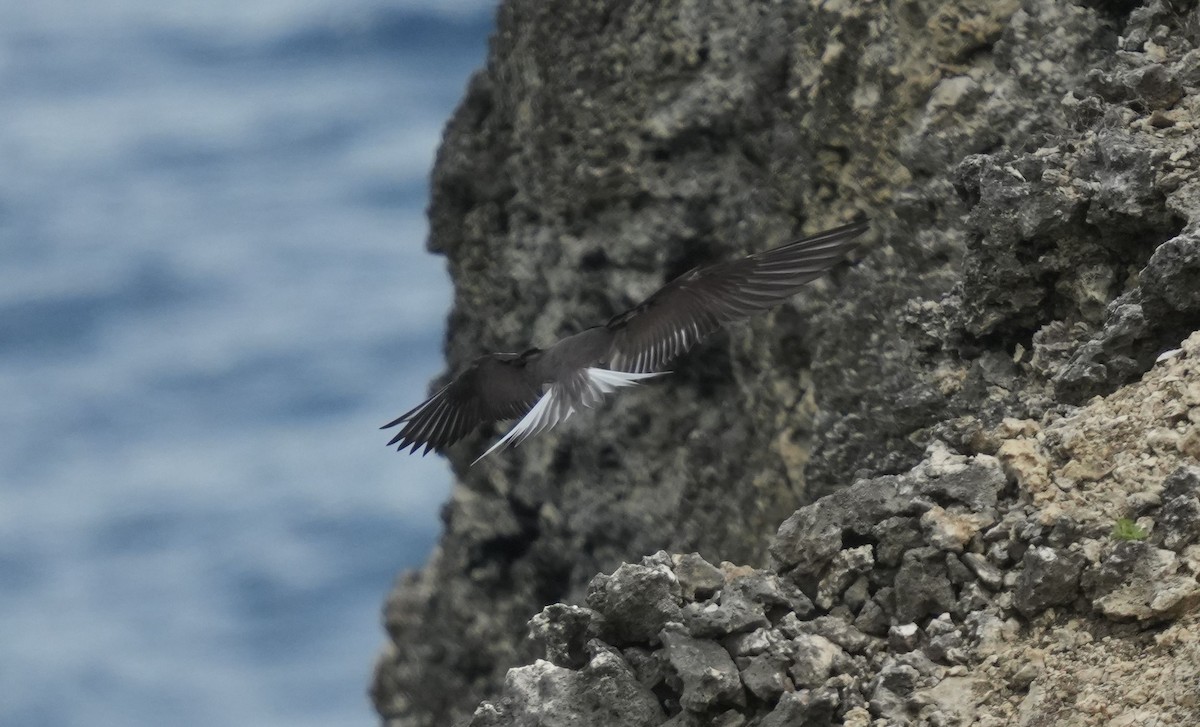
384,220,869,463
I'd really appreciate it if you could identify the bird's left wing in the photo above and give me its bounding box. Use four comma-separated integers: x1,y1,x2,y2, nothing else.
605,220,868,373
382,354,542,455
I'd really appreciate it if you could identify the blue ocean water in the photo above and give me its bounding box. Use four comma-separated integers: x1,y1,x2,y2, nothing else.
0,2,493,725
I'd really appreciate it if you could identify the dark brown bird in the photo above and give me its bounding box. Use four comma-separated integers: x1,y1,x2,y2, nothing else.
384,220,868,463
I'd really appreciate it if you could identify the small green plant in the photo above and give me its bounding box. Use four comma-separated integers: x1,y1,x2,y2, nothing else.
1111,518,1148,541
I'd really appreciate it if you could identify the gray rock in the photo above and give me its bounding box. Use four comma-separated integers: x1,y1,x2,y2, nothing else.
587,563,682,643
1054,229,1199,403
1051,303,1149,403
1162,465,1200,501
738,652,793,701
528,604,601,668
944,553,973,585
759,575,817,620
469,644,663,727
925,631,966,665
924,613,956,638
923,615,967,663
872,517,925,568
787,633,844,688
729,570,815,619
961,552,1004,590
1009,661,1042,691
772,455,1005,579
986,540,1013,567
1082,541,1200,621
1044,517,1085,550
640,551,675,569
660,624,744,712
894,651,943,679
659,711,703,727
1080,540,1150,597
888,623,920,653
1087,63,1184,110
843,576,871,614
1155,466,1200,551
1138,232,1200,316
622,646,665,688
853,598,890,637
671,553,726,600
816,545,875,610
916,675,983,726
954,582,992,616
869,586,897,621
876,659,922,695
682,594,768,639
783,615,875,656
759,687,839,727
868,683,910,725
964,612,1009,658
917,448,1007,514
687,569,813,638
724,628,779,659
894,547,957,623
711,711,746,727
1013,547,1085,617
664,705,748,727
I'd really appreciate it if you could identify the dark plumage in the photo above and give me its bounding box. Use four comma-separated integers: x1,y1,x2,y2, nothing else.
384,220,869,462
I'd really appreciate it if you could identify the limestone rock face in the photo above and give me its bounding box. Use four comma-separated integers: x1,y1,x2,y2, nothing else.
372,0,1200,725
460,341,1200,725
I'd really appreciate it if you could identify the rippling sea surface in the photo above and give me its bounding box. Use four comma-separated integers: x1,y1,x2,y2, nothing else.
0,2,492,724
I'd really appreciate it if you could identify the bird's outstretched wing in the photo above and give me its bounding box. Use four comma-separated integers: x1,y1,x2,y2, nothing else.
605,220,869,373
382,354,542,455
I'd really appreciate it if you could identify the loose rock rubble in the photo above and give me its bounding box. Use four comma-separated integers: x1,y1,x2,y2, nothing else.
470,333,1200,726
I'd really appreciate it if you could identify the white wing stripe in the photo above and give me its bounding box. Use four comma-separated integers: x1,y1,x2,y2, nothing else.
473,368,666,464
475,390,554,462
587,367,663,389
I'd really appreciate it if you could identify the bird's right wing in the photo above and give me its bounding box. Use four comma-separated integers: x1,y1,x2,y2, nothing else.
605,220,869,373
382,354,542,455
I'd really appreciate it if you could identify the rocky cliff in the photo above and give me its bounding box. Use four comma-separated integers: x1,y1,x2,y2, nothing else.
370,0,1200,725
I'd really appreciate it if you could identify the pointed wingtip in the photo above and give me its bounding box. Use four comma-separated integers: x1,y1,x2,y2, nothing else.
840,219,871,242
471,439,506,466
816,218,871,241
381,412,411,430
